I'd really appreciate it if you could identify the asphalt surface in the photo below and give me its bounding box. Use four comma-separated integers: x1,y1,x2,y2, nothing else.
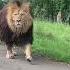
0,43,70,70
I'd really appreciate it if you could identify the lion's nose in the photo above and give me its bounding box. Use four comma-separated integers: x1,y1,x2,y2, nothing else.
17,20,21,22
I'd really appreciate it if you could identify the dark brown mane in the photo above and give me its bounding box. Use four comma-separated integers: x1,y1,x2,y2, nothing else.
12,0,21,7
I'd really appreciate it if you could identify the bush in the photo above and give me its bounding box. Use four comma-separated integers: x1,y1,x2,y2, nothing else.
29,0,70,22
0,0,4,9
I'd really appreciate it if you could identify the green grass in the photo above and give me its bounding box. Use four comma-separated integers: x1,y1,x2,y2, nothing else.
32,19,70,63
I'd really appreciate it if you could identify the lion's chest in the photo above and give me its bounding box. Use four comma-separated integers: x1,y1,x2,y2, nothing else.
13,35,27,45
12,33,31,46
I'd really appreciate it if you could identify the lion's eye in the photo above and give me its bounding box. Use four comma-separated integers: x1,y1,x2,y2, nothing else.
14,13,18,15
21,13,24,15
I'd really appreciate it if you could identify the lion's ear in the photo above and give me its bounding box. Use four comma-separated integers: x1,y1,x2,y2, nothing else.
22,3,31,13
8,3,20,12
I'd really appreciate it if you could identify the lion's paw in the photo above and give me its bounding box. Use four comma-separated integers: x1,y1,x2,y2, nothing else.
26,56,32,62
6,52,15,59
12,51,17,56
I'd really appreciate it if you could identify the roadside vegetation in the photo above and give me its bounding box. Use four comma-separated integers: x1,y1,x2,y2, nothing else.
33,19,70,63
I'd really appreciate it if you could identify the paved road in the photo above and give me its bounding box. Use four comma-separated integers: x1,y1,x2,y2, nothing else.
0,43,69,70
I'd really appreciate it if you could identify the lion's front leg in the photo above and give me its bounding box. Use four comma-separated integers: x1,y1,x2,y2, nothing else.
24,43,32,62
12,47,17,56
6,44,15,59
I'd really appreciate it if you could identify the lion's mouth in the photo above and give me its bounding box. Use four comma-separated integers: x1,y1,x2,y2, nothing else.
15,22,22,27
17,23,20,25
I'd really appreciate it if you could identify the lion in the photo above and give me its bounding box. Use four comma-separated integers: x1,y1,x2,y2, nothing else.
0,1,33,62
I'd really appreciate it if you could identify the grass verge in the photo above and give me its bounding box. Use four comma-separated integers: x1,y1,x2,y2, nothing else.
32,19,70,63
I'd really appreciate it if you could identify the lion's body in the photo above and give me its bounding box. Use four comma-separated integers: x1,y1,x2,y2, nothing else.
0,1,33,61
0,3,33,46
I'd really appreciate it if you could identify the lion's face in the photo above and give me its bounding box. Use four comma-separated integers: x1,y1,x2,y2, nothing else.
7,4,32,35
12,9,25,28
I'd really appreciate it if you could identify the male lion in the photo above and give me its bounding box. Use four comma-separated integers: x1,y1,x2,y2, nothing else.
0,1,33,62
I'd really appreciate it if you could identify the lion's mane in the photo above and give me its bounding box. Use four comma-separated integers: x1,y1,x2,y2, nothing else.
7,2,33,34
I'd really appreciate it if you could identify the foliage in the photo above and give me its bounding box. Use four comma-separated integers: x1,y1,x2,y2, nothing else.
29,0,70,22
0,0,4,9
